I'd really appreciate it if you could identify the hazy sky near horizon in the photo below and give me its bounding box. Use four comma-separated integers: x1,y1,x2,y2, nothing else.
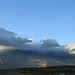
0,0,75,45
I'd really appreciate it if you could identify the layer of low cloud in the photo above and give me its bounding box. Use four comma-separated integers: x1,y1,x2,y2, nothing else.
0,28,75,69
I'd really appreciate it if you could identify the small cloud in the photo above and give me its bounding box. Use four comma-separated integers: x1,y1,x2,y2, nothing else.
0,45,15,52
41,39,59,48
29,58,42,62
56,60,61,63
65,43,75,50
69,49,75,54
38,61,47,68
56,61,61,63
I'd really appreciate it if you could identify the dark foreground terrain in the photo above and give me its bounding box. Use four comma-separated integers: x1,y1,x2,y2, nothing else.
0,65,75,75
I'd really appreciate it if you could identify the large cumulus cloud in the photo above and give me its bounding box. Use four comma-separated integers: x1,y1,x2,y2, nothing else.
0,28,75,69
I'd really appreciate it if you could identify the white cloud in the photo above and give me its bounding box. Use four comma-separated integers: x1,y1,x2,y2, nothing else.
65,43,75,50
64,43,75,54
0,45,15,52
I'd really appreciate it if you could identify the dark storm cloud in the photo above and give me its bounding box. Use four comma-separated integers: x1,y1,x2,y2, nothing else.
0,28,32,47
0,28,75,69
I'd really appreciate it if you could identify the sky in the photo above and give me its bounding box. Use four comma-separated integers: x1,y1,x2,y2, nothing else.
0,0,75,45
0,0,75,69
